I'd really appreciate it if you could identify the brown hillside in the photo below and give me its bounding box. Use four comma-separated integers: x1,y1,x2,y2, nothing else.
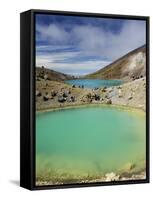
36,66,73,81
84,45,146,81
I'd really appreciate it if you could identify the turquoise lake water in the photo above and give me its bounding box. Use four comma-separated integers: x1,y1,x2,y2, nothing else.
36,106,146,183
65,79,123,89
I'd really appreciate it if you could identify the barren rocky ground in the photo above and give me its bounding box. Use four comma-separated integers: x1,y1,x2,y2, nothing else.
36,77,146,111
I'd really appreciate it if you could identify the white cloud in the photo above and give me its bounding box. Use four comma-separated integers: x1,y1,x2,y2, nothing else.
36,52,110,75
37,24,69,43
36,51,80,64
105,20,146,59
71,20,146,60
37,20,145,58
36,45,72,52
36,19,146,75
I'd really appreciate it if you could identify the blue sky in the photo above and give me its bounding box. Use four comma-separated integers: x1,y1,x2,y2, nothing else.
36,14,146,76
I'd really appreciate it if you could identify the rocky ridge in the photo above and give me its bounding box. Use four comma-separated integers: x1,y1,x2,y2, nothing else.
84,45,146,81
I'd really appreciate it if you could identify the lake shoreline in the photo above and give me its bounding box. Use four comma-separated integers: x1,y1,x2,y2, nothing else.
36,169,146,186
36,103,145,115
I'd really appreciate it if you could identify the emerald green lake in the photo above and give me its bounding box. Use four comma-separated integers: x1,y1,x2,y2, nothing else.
36,106,146,183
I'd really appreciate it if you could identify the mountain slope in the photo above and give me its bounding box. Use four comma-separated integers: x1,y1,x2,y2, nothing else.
84,45,146,80
36,67,73,81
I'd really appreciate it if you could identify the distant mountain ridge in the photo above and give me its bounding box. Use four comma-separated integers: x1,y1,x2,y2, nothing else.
36,66,74,81
84,45,146,80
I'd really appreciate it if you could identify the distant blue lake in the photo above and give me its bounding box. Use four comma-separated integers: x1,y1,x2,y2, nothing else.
65,79,123,89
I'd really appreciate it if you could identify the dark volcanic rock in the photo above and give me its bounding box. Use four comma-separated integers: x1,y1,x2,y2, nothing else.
106,99,112,104
51,90,57,97
63,91,69,97
43,95,49,101
101,87,107,92
94,94,100,101
58,96,66,103
128,95,133,100
71,96,75,102
36,90,41,97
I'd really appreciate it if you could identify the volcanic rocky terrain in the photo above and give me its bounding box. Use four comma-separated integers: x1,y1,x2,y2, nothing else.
36,45,146,111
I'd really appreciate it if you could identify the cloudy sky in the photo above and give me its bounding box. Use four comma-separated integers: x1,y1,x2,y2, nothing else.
36,14,146,76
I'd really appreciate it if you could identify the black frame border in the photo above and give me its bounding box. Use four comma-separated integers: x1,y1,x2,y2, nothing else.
20,9,150,190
